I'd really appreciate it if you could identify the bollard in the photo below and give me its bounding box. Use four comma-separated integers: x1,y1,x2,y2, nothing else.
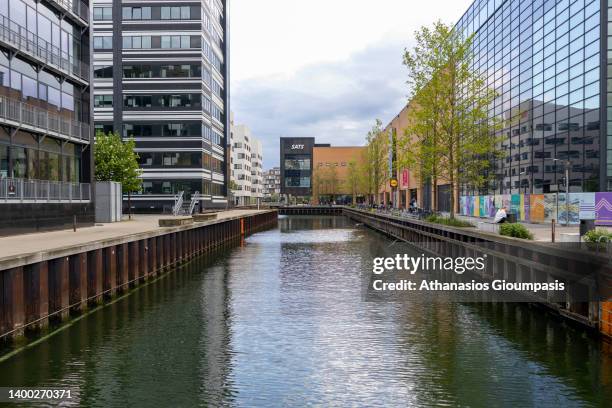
73,215,77,232
551,219,556,243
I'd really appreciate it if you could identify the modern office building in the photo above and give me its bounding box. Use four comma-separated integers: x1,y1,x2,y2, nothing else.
0,0,94,233
229,117,263,206
453,0,605,196
262,167,281,199
92,0,229,212
279,137,316,199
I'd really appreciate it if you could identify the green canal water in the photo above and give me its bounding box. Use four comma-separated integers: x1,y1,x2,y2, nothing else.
0,216,611,407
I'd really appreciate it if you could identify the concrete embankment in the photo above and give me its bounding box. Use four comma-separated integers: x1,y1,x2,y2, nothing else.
0,210,278,340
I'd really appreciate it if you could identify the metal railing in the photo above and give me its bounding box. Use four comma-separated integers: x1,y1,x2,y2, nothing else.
0,177,91,202
49,0,90,22
172,191,184,216
0,95,90,142
189,191,200,214
0,15,89,80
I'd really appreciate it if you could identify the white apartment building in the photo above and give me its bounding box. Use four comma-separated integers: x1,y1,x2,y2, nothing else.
262,167,281,199
230,115,263,206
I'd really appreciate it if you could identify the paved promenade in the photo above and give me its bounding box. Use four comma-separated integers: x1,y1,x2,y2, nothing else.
454,214,587,242
0,210,268,263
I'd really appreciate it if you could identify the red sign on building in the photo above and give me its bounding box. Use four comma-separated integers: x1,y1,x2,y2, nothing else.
401,169,409,188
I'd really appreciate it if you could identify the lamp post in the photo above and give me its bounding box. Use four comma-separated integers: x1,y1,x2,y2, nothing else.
546,158,571,226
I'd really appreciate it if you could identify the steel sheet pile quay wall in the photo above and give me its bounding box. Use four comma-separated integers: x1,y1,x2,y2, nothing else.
0,211,278,339
278,206,343,216
342,208,612,340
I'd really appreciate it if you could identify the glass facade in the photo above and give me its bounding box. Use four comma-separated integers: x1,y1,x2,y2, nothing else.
456,0,605,194
0,0,91,185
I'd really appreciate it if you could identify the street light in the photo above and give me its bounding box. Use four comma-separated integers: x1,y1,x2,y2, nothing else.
545,158,571,226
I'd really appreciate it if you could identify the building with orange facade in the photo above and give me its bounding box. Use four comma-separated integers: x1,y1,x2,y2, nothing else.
379,103,423,209
312,146,367,205
379,101,456,212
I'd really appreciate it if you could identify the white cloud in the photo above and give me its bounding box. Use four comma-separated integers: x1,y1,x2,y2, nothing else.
229,0,474,167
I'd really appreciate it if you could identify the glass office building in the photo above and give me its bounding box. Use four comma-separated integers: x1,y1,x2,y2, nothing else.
456,0,607,195
0,0,94,233
92,0,229,212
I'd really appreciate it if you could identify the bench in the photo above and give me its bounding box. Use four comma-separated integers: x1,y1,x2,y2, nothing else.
158,216,194,227
193,213,218,222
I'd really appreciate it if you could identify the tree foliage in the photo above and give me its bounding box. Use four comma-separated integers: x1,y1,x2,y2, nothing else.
400,21,503,217
364,119,389,204
345,160,361,205
94,131,142,193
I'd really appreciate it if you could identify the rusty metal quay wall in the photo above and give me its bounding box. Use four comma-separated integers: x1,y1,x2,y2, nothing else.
342,208,612,340
0,211,278,340
277,206,343,216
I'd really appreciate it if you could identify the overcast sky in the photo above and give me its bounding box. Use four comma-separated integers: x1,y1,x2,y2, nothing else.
229,0,473,168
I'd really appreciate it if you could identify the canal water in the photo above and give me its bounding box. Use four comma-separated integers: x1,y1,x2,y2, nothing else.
0,216,611,407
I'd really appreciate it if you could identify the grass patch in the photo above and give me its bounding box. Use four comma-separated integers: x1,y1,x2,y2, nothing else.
425,215,474,228
499,223,533,240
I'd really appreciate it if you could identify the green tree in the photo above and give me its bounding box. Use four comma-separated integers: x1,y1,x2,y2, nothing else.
401,21,502,217
94,131,142,219
346,160,361,205
364,119,389,205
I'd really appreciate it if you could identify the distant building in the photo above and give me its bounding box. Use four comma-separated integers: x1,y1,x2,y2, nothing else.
262,167,281,199
230,115,263,206
280,137,365,203
312,146,366,205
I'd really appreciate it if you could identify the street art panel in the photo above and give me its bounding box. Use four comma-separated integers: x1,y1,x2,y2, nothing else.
487,196,496,217
530,194,545,223
479,196,486,217
510,194,520,216
577,193,595,220
595,192,612,226
544,193,557,222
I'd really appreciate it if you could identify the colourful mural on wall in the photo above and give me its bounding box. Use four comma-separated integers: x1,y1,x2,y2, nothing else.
459,192,603,224
595,192,612,226
530,194,544,223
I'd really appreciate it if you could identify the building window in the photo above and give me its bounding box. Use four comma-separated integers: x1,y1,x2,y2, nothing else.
122,7,151,20
93,7,112,20
94,95,113,108
93,36,113,50
93,65,113,79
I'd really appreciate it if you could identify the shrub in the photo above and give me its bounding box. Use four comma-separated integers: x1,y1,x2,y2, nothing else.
499,223,533,240
425,215,474,228
582,228,612,243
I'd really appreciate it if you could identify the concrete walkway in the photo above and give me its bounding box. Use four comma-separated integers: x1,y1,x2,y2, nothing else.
454,214,590,242
0,210,268,262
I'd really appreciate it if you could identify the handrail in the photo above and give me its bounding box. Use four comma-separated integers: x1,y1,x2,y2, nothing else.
0,95,90,143
47,0,90,22
0,177,90,202
189,191,200,214
172,191,184,216
0,15,89,80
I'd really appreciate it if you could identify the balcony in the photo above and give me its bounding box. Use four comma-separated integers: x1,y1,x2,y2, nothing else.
0,177,91,203
0,95,91,143
0,15,89,83
47,0,89,25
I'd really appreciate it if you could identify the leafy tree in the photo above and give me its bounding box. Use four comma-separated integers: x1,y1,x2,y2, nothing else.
94,131,142,219
346,160,361,205
364,119,389,204
401,21,502,217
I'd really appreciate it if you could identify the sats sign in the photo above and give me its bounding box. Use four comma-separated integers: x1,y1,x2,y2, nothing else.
291,144,304,150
